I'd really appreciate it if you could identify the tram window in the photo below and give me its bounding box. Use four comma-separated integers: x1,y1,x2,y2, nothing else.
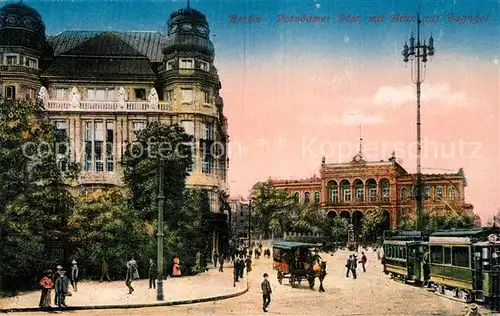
403,248,407,259
444,247,452,265
431,246,443,264
396,247,400,258
452,247,469,267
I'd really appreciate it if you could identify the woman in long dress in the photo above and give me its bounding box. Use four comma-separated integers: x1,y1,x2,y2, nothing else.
172,256,181,276
39,270,54,308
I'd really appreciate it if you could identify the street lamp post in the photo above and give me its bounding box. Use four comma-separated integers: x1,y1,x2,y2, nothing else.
248,199,252,248
401,11,435,232
156,158,165,301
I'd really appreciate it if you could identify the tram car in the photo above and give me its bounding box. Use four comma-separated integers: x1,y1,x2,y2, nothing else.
383,227,500,309
382,230,428,283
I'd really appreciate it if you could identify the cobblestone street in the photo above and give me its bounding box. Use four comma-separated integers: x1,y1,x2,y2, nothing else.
8,248,497,315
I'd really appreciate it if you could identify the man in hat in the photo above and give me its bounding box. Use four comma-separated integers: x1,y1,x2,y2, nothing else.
350,254,358,279
148,259,156,289
465,304,483,316
100,259,111,282
53,265,63,306
55,268,69,307
261,273,272,312
70,260,79,291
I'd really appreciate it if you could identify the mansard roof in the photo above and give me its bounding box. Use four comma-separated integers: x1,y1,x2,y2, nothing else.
48,31,164,62
42,56,156,80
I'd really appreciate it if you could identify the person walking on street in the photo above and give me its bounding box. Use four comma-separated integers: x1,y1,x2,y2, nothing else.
148,259,156,289
233,260,239,285
345,255,352,278
55,269,69,307
70,260,79,292
39,270,54,309
219,254,224,272
351,254,358,279
213,251,219,268
245,255,252,273
261,273,272,312
465,304,483,316
238,254,245,278
125,259,137,294
53,265,63,306
100,259,111,282
360,252,367,272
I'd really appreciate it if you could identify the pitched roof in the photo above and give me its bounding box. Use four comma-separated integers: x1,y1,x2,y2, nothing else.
63,32,144,57
48,31,164,62
42,56,156,79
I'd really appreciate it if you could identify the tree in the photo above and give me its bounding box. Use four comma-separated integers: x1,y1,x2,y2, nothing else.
120,122,192,222
293,204,326,234
250,181,296,238
68,189,154,278
397,209,478,235
0,97,79,293
360,208,390,246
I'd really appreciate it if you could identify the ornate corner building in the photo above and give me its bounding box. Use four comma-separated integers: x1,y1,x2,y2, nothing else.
269,151,474,231
0,3,230,252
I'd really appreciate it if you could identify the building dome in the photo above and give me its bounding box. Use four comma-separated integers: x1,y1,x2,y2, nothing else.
163,7,214,56
0,3,47,51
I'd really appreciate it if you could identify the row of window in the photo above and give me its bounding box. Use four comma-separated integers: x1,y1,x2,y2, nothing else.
53,120,217,174
430,245,469,267
1,54,38,69
166,58,210,72
53,87,211,104
384,245,408,260
293,191,320,204
401,186,457,201
3,85,37,100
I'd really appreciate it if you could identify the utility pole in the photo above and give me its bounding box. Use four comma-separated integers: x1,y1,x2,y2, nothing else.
156,158,164,301
401,10,435,232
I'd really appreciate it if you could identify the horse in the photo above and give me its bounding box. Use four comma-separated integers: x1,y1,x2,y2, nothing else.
307,261,327,292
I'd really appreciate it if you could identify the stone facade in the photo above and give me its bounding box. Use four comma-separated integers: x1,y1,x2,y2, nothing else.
269,152,473,230
0,3,229,215
228,196,250,239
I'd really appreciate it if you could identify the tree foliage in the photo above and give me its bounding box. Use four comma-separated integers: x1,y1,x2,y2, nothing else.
0,98,79,293
250,181,296,238
397,208,478,235
359,208,390,245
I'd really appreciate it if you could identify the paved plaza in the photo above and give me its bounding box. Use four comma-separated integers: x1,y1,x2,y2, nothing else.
0,262,245,312
3,248,497,315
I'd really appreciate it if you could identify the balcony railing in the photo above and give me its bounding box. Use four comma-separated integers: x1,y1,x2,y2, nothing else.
43,100,217,116
0,65,40,75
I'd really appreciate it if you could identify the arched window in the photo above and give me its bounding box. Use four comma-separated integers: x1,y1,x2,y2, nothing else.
340,180,351,202
380,179,390,202
313,191,320,204
293,192,300,202
401,187,407,201
327,180,338,203
424,186,431,199
448,187,456,200
436,186,443,199
304,192,310,204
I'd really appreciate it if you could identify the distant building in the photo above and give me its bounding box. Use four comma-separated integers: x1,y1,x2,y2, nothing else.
269,151,474,231
228,196,250,238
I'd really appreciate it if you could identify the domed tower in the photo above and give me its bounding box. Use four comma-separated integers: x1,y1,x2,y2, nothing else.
159,4,229,215
0,3,49,101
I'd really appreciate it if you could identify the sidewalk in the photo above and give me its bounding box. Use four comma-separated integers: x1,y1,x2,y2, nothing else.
0,266,247,313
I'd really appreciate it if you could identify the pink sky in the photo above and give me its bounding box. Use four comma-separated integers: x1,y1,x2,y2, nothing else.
219,51,499,223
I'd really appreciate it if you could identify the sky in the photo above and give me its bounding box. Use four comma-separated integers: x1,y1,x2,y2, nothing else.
16,0,500,222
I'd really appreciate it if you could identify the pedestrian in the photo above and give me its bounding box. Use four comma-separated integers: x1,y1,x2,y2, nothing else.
465,304,483,316
261,273,272,312
39,270,54,309
70,260,79,291
376,248,381,261
148,259,156,289
55,268,69,307
248,248,253,259
245,255,252,273
53,265,63,306
233,259,239,284
172,256,181,276
238,254,245,278
360,252,367,272
213,251,219,267
219,254,224,272
345,255,352,278
351,254,358,279
125,260,135,294
100,259,111,282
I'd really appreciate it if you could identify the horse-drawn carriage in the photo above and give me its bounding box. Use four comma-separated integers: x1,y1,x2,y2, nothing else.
272,241,326,290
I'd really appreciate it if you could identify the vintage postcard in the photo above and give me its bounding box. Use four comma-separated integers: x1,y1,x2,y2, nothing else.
0,0,498,315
